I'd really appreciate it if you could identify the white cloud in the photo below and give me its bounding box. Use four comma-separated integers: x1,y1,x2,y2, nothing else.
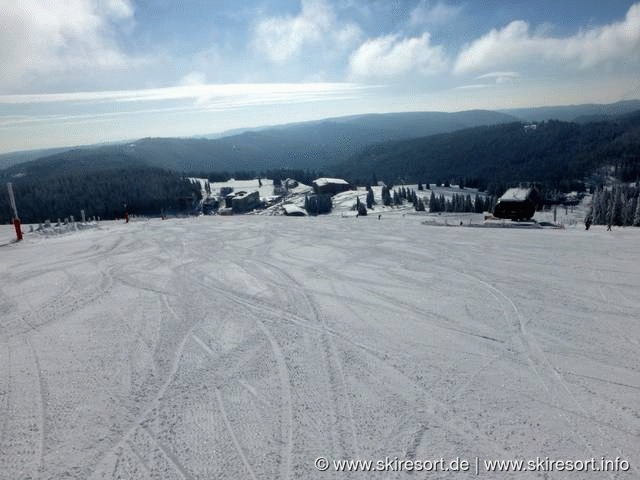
180,72,208,87
453,84,492,91
334,23,363,53
252,0,361,64
0,83,367,106
409,1,462,29
349,33,448,78
103,0,134,20
455,2,640,73
453,71,519,91
0,0,138,90
476,71,520,83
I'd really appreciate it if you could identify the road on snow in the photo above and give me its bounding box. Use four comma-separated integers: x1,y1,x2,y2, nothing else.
1,216,639,479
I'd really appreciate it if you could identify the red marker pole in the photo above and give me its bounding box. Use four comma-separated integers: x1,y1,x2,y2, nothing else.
13,218,23,241
7,182,22,241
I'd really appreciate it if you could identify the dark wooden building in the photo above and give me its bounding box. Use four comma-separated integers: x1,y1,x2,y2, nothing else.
493,187,540,221
312,178,351,195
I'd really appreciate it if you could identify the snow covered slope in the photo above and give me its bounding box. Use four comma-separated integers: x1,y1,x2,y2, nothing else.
1,217,639,479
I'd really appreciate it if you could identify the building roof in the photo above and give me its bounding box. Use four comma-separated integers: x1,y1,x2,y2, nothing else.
312,178,350,187
499,187,535,202
227,190,260,202
282,204,307,216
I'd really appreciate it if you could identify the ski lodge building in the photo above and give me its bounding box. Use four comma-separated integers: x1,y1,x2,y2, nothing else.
224,191,260,214
312,178,351,195
493,187,540,221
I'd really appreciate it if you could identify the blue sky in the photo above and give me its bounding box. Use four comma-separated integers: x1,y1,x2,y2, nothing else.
1,0,640,153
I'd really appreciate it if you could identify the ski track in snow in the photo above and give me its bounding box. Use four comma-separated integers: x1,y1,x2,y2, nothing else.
1,218,640,479
463,270,616,478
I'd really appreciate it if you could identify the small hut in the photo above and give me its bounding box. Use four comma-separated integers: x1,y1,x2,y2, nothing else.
231,191,260,213
312,178,351,195
282,204,307,216
493,187,540,221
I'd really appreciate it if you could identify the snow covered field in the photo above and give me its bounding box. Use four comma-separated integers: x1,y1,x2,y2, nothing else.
1,216,639,479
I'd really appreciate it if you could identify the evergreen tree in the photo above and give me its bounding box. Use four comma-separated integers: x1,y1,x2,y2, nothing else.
591,189,602,224
465,194,472,212
474,193,483,213
622,192,635,226
393,190,402,206
382,186,392,206
429,191,437,212
486,195,497,212
607,188,620,226
588,185,640,226
628,195,638,225
597,189,609,224
634,196,640,226
356,197,367,216
417,182,423,191
366,186,374,209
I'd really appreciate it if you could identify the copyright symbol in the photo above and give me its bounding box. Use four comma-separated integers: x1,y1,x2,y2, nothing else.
315,456,330,471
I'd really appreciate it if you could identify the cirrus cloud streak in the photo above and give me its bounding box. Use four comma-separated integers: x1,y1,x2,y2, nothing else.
0,82,367,106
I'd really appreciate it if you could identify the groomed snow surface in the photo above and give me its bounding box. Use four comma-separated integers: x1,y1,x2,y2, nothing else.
1,216,639,479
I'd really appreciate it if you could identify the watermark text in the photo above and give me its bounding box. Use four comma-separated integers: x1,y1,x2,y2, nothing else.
314,456,630,474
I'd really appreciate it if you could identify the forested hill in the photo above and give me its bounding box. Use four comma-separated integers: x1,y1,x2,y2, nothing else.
1,110,516,176
0,167,201,224
501,99,640,123
332,111,640,190
2,149,147,178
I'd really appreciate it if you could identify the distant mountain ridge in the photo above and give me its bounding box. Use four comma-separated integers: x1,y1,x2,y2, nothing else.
2,110,517,176
501,100,640,123
2,101,640,181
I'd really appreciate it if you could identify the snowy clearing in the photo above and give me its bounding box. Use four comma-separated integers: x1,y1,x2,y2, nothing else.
1,217,639,479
